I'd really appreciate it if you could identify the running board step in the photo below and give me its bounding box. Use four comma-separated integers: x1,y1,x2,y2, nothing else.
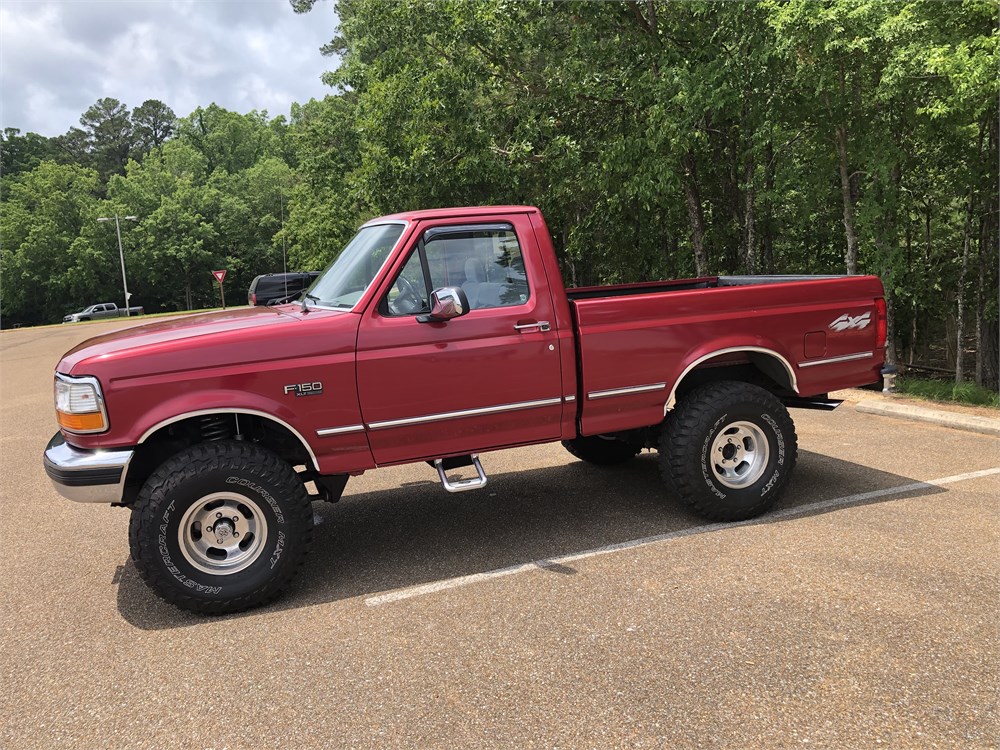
434,454,488,493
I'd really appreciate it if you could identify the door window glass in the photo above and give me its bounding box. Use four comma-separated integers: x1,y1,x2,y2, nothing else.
386,225,530,316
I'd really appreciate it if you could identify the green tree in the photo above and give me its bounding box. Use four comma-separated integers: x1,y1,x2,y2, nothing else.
175,105,284,174
0,161,105,325
0,128,60,181
132,99,177,153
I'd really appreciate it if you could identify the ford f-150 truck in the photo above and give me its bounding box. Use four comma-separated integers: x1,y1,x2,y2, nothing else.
44,206,886,613
63,302,145,323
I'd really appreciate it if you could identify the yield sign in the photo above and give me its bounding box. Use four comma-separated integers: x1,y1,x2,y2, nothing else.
212,269,227,284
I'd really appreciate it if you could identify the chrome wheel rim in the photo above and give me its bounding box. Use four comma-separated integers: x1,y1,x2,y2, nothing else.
177,492,268,575
709,421,770,489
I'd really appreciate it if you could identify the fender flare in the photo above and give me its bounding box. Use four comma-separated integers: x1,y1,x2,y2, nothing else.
137,407,319,471
664,345,798,414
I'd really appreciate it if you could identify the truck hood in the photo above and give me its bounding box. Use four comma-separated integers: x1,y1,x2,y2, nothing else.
58,304,352,376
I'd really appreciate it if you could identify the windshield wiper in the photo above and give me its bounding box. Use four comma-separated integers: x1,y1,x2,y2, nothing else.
301,293,320,312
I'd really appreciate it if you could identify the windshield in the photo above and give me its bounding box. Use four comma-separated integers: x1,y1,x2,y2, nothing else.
306,223,407,309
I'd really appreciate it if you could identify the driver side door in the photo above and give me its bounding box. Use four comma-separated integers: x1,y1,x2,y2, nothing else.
355,216,564,466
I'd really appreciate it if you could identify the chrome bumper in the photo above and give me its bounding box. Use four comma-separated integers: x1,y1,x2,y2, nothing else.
43,433,134,504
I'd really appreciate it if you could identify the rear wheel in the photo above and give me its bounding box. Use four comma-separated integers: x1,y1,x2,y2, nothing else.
659,381,797,521
129,440,314,614
562,435,641,465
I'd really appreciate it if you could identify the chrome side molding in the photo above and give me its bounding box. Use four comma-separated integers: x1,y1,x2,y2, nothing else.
797,351,874,368
315,424,366,437
367,397,562,430
588,382,667,400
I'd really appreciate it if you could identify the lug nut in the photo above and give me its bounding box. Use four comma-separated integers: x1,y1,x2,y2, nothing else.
216,512,222,518
206,525,213,533
233,532,239,538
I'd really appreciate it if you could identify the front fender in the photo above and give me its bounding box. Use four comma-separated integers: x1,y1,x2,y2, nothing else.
132,391,320,471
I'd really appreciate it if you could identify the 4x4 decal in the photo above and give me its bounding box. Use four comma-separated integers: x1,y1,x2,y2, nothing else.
829,312,871,332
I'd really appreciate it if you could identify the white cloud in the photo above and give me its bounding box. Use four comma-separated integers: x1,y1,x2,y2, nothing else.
0,0,338,136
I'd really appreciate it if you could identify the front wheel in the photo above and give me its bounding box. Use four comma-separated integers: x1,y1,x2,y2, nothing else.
659,381,798,521
129,440,314,614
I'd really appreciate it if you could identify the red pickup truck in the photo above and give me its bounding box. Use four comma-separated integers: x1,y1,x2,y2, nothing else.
44,206,886,613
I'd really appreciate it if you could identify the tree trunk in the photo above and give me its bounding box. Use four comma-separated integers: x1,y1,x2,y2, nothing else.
905,219,914,363
872,163,902,365
885,292,896,366
975,120,999,393
975,212,985,386
828,65,859,275
980,320,999,392
976,203,999,391
682,151,708,277
761,140,775,274
742,157,757,275
835,123,859,275
955,194,975,383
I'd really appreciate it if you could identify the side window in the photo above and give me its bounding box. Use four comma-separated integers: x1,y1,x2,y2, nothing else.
384,224,530,316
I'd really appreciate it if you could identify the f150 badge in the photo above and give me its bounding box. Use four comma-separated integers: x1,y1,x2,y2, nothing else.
829,312,871,332
284,382,323,397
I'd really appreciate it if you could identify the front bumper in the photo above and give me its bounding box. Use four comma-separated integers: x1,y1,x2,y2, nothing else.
43,433,134,504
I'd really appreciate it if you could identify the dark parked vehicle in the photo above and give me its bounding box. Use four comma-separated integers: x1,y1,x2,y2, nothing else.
248,272,320,306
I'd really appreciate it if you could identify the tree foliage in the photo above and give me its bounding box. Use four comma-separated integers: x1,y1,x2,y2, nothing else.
1,1,996,388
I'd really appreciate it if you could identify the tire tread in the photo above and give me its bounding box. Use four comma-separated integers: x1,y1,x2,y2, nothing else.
129,441,313,615
660,381,798,521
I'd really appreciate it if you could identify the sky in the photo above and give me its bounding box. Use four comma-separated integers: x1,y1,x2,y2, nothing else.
0,0,339,137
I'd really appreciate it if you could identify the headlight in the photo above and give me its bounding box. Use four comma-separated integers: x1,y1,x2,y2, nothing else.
54,374,108,433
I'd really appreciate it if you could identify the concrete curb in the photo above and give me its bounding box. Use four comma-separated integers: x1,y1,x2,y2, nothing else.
856,399,1000,437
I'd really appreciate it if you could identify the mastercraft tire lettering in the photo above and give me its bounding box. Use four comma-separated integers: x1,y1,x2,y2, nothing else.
129,441,313,614
659,381,799,521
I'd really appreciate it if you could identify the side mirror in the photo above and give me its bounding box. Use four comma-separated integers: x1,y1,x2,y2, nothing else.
417,286,470,323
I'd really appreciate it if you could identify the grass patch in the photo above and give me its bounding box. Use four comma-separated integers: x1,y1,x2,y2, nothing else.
897,377,1000,408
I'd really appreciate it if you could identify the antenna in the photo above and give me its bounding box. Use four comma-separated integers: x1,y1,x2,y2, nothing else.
280,190,288,297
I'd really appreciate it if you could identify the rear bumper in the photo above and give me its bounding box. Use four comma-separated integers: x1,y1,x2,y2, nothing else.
43,433,133,504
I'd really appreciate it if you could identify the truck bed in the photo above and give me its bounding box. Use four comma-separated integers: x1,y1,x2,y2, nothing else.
568,274,885,437
565,275,847,300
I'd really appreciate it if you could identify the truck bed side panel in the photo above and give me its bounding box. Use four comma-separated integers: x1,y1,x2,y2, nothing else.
573,276,884,436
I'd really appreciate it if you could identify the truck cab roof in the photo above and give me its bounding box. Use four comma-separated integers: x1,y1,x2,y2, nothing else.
364,205,539,225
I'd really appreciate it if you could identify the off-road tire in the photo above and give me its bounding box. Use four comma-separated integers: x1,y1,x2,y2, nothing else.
660,381,797,521
562,435,641,465
129,440,314,614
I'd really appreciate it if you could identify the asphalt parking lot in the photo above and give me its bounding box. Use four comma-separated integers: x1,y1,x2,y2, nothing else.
1,317,998,749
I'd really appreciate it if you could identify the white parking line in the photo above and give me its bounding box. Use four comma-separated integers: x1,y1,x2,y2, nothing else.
364,466,1000,607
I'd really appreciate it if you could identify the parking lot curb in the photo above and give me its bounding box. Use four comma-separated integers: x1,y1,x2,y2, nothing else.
856,399,1000,437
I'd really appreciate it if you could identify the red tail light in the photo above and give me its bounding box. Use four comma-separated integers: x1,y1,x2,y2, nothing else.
250,292,257,306
875,297,887,349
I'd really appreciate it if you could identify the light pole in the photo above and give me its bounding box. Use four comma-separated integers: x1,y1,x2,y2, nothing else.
97,214,138,315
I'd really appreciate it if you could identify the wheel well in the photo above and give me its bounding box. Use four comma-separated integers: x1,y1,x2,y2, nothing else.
670,351,797,410
121,413,313,506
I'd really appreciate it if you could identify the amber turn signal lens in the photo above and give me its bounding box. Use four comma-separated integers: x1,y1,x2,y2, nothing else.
57,410,106,432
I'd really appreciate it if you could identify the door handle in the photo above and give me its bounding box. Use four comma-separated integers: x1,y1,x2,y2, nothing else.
514,320,550,332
